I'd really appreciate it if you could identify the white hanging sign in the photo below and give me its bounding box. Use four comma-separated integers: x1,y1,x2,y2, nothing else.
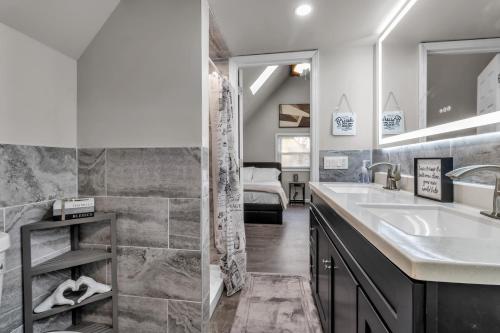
332,94,357,136
382,110,405,135
333,112,357,136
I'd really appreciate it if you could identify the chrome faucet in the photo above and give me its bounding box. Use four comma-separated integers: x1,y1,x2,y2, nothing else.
367,162,401,190
445,165,500,220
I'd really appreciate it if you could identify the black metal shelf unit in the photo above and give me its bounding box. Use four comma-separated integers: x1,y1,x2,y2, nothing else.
21,213,118,333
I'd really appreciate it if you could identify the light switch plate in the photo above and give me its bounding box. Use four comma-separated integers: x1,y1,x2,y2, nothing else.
324,156,348,170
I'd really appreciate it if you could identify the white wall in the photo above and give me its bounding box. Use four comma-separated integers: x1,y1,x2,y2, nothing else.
78,0,205,148
319,47,374,151
0,22,77,147
244,76,310,162
382,42,419,134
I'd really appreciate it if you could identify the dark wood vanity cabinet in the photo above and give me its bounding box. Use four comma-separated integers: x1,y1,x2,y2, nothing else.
310,192,500,333
358,289,390,333
311,209,358,333
310,193,423,333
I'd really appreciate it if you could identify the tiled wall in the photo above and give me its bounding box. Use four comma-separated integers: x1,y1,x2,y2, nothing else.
0,144,77,333
78,147,208,333
373,133,500,186
319,150,372,182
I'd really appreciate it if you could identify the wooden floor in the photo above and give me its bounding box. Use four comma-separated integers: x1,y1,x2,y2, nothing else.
209,205,310,333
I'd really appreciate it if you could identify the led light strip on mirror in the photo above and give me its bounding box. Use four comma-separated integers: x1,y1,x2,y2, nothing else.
376,0,500,146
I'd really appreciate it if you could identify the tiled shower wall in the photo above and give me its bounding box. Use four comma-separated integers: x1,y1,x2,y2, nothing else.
373,133,500,186
0,144,77,333
78,147,209,333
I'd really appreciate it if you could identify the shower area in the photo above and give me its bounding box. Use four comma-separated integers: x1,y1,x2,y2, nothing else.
208,58,247,318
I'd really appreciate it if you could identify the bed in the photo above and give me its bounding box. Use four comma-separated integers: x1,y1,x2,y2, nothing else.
243,162,288,225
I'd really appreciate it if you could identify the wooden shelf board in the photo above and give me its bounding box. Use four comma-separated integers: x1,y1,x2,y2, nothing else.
22,212,115,231
66,322,113,333
32,291,112,321
31,249,112,276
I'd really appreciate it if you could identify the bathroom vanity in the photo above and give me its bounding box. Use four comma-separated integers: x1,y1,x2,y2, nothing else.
309,183,500,333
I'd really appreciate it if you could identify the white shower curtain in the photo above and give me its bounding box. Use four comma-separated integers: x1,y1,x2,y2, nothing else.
210,72,247,296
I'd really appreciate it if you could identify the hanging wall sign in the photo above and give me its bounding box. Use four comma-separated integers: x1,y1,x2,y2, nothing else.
414,158,454,202
382,111,405,135
333,112,357,135
332,94,357,136
382,92,405,135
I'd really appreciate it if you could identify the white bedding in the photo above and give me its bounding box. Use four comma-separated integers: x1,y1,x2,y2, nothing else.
244,181,289,209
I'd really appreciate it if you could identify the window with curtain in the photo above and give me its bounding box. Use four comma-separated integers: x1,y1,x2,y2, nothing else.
276,134,311,169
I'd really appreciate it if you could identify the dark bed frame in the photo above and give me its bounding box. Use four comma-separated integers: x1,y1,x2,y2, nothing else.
243,162,283,225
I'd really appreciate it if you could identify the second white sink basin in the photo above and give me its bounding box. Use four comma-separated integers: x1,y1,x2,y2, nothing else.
358,203,500,239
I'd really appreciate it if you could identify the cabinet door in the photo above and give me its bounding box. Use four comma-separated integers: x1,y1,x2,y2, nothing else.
330,237,358,333
358,289,390,333
316,222,332,331
310,212,319,297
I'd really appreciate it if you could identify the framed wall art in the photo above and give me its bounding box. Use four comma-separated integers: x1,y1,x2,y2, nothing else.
279,104,310,128
414,157,454,202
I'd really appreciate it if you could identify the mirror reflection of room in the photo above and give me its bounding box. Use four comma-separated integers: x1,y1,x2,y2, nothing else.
380,0,500,143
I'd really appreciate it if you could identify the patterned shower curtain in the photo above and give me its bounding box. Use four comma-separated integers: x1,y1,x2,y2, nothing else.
210,73,247,296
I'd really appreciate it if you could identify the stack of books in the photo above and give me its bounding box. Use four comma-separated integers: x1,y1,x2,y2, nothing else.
52,198,95,221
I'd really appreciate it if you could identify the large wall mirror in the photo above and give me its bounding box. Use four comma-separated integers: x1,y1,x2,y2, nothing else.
377,0,500,146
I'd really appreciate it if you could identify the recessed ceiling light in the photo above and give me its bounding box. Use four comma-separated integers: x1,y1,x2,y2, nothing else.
295,4,312,17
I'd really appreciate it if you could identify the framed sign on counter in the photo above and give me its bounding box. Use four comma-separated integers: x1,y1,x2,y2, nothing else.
414,158,454,202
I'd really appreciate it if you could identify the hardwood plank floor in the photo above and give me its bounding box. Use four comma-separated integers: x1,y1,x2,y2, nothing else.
209,205,310,333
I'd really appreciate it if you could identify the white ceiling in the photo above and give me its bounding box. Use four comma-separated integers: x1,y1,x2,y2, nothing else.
208,0,400,55
0,0,120,59
242,65,290,123
385,0,500,45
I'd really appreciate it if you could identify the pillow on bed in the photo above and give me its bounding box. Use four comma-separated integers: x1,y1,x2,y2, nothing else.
242,167,255,183
252,168,281,182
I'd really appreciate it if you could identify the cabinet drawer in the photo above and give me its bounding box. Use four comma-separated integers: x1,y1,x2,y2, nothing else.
312,195,424,333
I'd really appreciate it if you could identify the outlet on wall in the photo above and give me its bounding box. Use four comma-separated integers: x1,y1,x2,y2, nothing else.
324,156,348,170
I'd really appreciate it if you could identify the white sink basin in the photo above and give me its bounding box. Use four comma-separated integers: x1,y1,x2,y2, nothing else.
325,185,382,194
0,233,9,252
358,203,500,239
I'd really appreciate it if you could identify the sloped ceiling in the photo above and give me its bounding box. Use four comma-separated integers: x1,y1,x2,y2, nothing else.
0,0,120,59
242,65,290,123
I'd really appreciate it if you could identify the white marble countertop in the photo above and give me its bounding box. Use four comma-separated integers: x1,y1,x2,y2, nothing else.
310,182,500,285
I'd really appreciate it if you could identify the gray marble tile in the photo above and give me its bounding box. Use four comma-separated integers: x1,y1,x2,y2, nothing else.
78,148,106,196
32,311,72,333
201,147,210,199
118,295,168,333
118,247,201,301
107,148,201,198
319,150,371,182
0,209,4,232
4,201,70,270
170,199,200,250
201,292,210,332
0,268,71,332
0,144,77,208
450,134,500,185
81,298,113,326
387,141,451,175
168,300,202,333
83,197,170,248
372,149,390,165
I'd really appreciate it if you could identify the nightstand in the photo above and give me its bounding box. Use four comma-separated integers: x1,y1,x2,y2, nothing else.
289,182,306,205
